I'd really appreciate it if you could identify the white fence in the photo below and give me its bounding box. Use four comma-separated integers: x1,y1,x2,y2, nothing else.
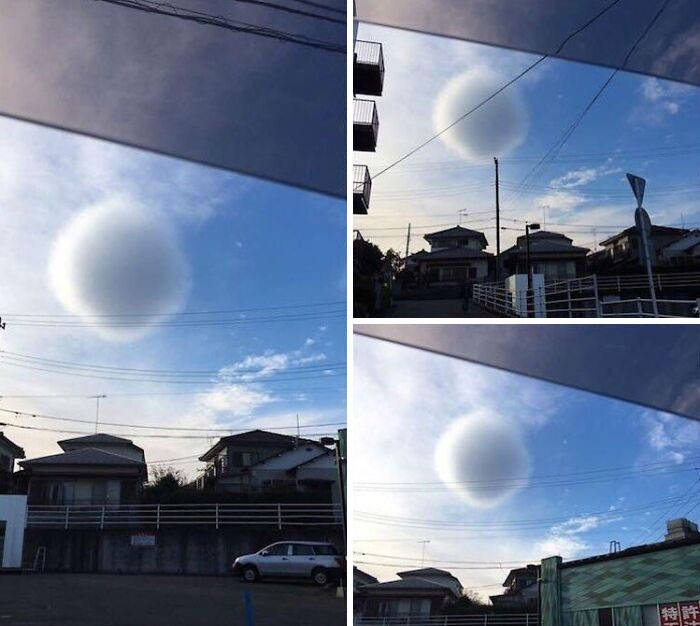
26,503,343,530
355,614,539,626
473,273,700,318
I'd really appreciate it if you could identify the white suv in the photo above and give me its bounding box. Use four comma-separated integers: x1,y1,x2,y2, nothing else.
232,541,344,585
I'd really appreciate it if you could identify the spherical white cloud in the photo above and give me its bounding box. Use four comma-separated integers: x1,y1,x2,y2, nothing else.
435,412,532,508
48,198,191,341
433,67,528,162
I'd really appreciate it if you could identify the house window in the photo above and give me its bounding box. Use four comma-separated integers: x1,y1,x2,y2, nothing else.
241,452,258,466
410,599,431,615
468,267,477,279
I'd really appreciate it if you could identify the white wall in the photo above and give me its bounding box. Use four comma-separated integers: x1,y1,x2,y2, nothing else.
0,495,27,569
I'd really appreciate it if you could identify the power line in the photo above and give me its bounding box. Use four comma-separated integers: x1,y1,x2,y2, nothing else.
94,0,345,53
1,300,346,318
0,350,346,377
217,0,344,25
502,0,672,209
0,406,346,433
0,420,337,440
369,0,625,180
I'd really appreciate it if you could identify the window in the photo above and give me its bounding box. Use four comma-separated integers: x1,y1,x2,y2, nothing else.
410,599,431,615
292,544,315,555
599,608,614,626
313,544,339,555
241,452,258,466
265,543,290,556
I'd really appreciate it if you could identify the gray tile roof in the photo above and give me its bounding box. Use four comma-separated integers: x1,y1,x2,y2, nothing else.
58,433,137,446
20,447,145,467
360,578,454,592
418,247,492,260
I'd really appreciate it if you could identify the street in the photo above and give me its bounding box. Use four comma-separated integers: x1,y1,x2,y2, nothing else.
0,574,345,626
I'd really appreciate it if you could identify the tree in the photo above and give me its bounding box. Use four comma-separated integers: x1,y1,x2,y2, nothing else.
142,466,187,502
384,248,403,274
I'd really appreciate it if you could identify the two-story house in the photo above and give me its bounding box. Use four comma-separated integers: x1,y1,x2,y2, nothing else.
196,430,338,501
590,225,689,274
406,226,493,284
0,433,25,494
500,231,589,282
490,564,539,611
19,433,147,505
356,567,463,619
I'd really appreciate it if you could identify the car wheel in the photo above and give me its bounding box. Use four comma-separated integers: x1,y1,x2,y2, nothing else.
242,566,259,583
312,567,328,586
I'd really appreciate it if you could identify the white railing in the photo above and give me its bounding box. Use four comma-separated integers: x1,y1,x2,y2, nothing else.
26,503,343,530
355,614,539,626
473,274,700,318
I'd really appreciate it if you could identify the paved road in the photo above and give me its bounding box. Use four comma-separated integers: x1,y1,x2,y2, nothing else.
386,298,498,318
0,574,345,626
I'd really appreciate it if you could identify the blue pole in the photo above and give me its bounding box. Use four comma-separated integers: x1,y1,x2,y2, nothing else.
244,590,255,626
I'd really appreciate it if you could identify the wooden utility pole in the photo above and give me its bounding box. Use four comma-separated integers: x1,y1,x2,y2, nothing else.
404,223,411,259
494,157,501,282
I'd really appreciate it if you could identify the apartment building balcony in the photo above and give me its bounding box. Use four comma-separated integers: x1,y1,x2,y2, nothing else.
354,98,379,152
354,40,384,96
353,165,372,214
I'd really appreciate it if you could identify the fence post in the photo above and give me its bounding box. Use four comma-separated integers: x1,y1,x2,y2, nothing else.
215,503,219,530
636,297,643,317
592,274,601,318
527,615,530,626
243,590,255,626
100,505,105,530
156,503,161,530
567,282,572,318
277,503,282,530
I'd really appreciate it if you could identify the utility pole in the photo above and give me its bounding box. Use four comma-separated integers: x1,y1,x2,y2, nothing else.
494,157,500,282
404,223,411,259
295,414,300,447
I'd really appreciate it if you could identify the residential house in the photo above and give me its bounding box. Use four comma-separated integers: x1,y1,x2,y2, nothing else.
590,225,690,274
356,567,463,619
19,434,147,505
490,564,539,611
354,566,379,592
659,230,700,267
0,433,25,494
406,226,493,284
197,430,338,501
500,231,589,282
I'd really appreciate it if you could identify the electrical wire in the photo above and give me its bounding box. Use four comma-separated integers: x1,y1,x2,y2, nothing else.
94,0,345,53
369,0,625,180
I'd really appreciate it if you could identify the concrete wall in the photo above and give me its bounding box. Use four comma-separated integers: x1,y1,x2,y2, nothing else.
23,526,343,575
0,495,27,569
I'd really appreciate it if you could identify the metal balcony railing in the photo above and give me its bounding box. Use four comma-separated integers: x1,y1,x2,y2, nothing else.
355,614,539,626
354,99,379,151
354,40,385,96
26,503,343,530
353,165,372,214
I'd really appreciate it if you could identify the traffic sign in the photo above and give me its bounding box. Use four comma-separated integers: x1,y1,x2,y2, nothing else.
626,173,646,208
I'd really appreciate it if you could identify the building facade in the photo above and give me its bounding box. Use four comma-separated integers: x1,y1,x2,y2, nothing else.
501,231,589,282
406,226,493,284
352,1,384,214
0,432,25,494
541,520,700,626
19,434,147,505
356,568,463,619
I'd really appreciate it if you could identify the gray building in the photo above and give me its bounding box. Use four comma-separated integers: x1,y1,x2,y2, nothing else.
0,433,25,494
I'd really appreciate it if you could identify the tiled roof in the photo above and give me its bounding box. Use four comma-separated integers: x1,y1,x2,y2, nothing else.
418,247,492,260
199,430,313,462
424,226,487,240
599,225,688,247
20,447,145,467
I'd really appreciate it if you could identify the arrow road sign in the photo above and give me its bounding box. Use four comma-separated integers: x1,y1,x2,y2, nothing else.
627,173,646,208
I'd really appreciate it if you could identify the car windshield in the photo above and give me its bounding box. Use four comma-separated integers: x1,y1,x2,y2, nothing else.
312,545,338,555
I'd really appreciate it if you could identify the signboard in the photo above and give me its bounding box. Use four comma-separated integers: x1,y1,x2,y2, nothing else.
130,533,156,547
660,602,700,626
627,173,646,208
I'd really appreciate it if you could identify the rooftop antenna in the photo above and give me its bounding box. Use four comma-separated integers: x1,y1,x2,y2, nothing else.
609,540,621,553
92,394,106,433
418,539,431,566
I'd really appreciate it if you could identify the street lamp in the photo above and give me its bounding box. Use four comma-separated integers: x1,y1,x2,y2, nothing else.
525,222,540,293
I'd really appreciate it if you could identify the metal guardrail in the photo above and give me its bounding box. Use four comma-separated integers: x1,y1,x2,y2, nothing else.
26,503,343,530
355,614,539,626
473,274,700,318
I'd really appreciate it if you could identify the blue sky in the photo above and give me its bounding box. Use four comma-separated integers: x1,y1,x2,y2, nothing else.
354,24,700,254
0,116,346,473
353,335,700,598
